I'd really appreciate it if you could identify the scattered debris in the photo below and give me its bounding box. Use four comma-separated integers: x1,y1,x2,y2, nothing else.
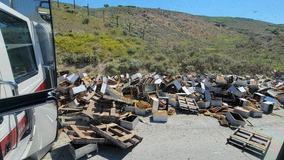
56,71,284,158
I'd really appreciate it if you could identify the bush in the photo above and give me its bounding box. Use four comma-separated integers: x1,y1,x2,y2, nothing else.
116,37,124,43
154,54,166,61
106,61,120,75
94,31,100,35
129,59,142,70
66,9,78,14
82,18,89,24
122,30,128,35
127,46,137,54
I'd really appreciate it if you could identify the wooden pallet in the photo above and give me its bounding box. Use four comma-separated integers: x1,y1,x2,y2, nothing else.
64,125,106,144
91,123,143,149
177,95,198,113
227,127,272,155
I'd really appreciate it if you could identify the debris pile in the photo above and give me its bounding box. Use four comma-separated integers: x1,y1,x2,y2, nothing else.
56,71,284,158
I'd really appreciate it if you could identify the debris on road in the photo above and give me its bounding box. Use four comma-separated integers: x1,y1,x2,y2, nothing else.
56,71,284,158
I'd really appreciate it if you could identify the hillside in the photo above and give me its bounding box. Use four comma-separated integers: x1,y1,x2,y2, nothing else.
52,2,284,76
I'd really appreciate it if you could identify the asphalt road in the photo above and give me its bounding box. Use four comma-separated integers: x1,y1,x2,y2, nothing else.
43,108,284,160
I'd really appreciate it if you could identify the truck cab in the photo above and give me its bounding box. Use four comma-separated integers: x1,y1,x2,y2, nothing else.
0,1,57,159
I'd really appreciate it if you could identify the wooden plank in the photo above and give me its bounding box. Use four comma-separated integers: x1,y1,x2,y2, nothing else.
230,135,266,150
87,100,95,112
109,128,125,136
72,137,106,144
59,107,83,111
110,107,116,116
70,125,87,138
118,133,135,142
84,91,96,101
238,127,272,140
92,125,127,149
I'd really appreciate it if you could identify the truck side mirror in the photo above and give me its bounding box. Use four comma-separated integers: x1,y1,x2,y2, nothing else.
36,1,51,22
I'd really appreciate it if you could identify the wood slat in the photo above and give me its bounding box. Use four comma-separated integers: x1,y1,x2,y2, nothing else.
70,125,87,138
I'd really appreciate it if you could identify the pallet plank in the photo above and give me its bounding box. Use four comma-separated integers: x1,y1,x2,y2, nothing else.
91,123,142,149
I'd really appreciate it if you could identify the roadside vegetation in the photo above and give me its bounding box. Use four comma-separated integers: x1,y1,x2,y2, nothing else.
52,2,284,76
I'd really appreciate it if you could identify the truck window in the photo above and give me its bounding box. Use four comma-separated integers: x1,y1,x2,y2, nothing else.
0,10,37,83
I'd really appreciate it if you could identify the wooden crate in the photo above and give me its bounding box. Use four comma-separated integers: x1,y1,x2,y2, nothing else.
91,123,143,149
227,127,272,155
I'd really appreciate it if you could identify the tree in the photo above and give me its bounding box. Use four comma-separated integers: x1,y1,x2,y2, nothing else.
104,4,109,8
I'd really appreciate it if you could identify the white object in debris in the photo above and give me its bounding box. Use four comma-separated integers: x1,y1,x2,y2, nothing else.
135,108,146,116
103,77,108,83
239,98,248,107
229,86,244,97
182,86,192,95
153,110,168,122
210,98,222,107
120,115,139,130
233,107,250,118
235,80,248,86
151,97,159,111
267,89,277,98
69,143,98,160
91,84,97,91
261,101,274,113
226,112,246,127
249,107,263,118
57,74,67,83
253,93,266,102
68,99,80,108
197,101,210,109
154,74,160,80
154,78,163,84
80,73,88,78
137,73,142,78
107,88,122,98
100,83,108,94
67,73,79,84
173,80,182,90
71,84,87,95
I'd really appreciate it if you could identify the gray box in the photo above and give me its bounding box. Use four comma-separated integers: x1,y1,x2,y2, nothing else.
135,107,146,116
120,115,139,130
69,143,98,160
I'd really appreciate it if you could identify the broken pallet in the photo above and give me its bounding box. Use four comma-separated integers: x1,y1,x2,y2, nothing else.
227,127,272,155
91,123,142,149
64,125,106,144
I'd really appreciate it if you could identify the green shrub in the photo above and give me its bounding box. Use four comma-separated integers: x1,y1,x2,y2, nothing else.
129,59,142,70
66,9,78,14
127,46,137,54
82,18,89,24
116,37,124,43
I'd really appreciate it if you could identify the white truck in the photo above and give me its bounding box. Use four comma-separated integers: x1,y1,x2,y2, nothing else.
0,1,57,159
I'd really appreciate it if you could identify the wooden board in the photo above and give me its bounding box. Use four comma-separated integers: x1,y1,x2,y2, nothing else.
91,123,143,149
227,127,272,155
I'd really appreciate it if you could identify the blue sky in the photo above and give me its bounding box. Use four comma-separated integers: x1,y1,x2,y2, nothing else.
58,0,284,24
